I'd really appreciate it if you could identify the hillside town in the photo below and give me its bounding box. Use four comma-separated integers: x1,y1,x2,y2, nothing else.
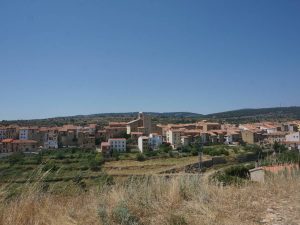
0,112,300,155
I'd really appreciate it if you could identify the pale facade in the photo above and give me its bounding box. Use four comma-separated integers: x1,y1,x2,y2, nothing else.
138,136,149,153
166,130,182,149
108,138,126,152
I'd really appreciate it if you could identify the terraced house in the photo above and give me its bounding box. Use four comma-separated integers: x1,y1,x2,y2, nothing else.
0,139,38,153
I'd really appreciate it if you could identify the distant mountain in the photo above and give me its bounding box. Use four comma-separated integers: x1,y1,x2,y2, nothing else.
0,112,203,126
146,112,203,118
1,107,299,126
206,106,300,121
54,112,203,119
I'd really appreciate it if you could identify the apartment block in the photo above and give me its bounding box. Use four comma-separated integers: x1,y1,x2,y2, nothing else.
108,138,126,152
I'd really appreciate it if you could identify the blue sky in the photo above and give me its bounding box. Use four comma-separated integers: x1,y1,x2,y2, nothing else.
0,0,299,120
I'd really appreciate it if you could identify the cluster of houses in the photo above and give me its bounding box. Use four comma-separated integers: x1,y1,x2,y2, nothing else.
0,124,97,154
1,112,300,155
99,113,300,154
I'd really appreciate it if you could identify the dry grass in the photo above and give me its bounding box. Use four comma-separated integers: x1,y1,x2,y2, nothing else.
103,156,208,175
0,173,299,225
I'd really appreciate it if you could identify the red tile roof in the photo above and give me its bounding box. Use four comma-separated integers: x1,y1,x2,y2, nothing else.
1,139,14,143
13,140,38,144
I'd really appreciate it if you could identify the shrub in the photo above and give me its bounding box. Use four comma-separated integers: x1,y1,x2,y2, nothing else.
169,214,188,225
80,165,89,171
98,203,109,225
203,147,229,156
136,153,146,161
277,150,299,163
273,141,288,153
112,202,140,225
42,161,59,172
191,149,198,156
95,173,114,186
55,152,65,160
89,160,101,171
211,165,250,185
144,151,158,157
224,165,250,179
72,175,87,190
159,143,172,153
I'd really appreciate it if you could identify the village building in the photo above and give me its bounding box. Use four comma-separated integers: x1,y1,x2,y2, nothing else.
11,140,38,152
5,126,19,139
126,112,152,135
100,142,111,154
77,131,95,149
202,122,221,132
148,133,163,150
284,132,300,150
241,129,265,144
138,136,149,153
0,139,14,153
108,138,126,152
0,127,7,140
58,125,78,147
0,139,38,153
224,131,242,144
138,133,163,152
40,127,59,149
130,132,143,142
263,132,287,144
166,129,182,149
181,136,192,146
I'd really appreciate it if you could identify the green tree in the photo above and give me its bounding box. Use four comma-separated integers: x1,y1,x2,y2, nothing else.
273,141,287,154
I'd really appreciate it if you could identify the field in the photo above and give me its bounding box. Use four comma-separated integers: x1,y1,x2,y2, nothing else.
0,172,299,225
0,144,255,196
103,156,207,175
0,144,259,183
0,145,299,224
0,148,212,195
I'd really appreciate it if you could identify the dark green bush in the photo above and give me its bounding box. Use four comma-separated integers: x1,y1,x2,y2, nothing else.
55,152,65,160
211,165,250,185
136,153,146,161
224,165,250,179
42,161,59,172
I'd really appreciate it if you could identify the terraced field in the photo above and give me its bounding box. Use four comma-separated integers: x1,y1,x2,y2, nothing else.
103,156,210,175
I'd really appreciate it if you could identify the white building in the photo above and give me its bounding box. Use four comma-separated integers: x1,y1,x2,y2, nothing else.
138,136,149,153
149,133,162,150
19,128,29,140
286,132,300,142
259,125,278,134
166,129,182,149
108,138,126,152
138,134,163,152
285,132,300,150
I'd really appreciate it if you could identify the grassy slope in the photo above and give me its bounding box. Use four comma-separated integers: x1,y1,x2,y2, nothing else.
0,174,299,225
